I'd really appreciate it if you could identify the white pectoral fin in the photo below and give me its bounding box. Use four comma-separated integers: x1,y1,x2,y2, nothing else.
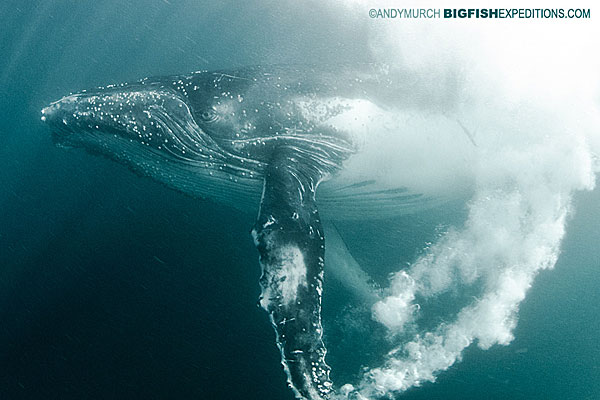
323,221,382,305
251,148,332,400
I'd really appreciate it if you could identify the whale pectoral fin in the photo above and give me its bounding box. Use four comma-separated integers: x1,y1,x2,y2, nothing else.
323,221,382,305
251,148,332,400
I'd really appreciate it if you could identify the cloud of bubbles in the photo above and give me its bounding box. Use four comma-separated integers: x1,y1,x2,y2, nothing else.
324,0,600,398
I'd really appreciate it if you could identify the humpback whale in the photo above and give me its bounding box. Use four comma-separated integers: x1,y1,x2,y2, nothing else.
42,65,475,399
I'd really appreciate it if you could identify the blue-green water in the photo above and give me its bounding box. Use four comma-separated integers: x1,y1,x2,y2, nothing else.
1,1,599,399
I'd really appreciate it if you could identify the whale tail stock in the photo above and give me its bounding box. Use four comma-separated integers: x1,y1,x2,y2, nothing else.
251,146,333,399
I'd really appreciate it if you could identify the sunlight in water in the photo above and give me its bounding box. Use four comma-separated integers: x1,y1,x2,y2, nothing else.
328,0,600,398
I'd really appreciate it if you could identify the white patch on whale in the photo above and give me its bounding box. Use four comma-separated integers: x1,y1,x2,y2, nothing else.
259,244,308,309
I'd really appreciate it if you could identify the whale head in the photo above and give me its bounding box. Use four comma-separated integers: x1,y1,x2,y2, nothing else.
43,81,217,158
40,75,270,202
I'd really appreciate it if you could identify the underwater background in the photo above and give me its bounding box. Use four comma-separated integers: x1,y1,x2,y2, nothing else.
1,1,599,399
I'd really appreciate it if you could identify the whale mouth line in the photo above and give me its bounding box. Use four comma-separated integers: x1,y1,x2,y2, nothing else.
41,88,268,187
41,88,191,148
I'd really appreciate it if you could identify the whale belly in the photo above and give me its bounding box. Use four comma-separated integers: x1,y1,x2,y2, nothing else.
311,98,477,220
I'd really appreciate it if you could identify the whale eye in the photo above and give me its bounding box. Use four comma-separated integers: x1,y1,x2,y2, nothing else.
200,109,218,123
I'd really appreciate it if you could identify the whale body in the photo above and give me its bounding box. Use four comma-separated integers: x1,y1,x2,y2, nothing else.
42,65,475,399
